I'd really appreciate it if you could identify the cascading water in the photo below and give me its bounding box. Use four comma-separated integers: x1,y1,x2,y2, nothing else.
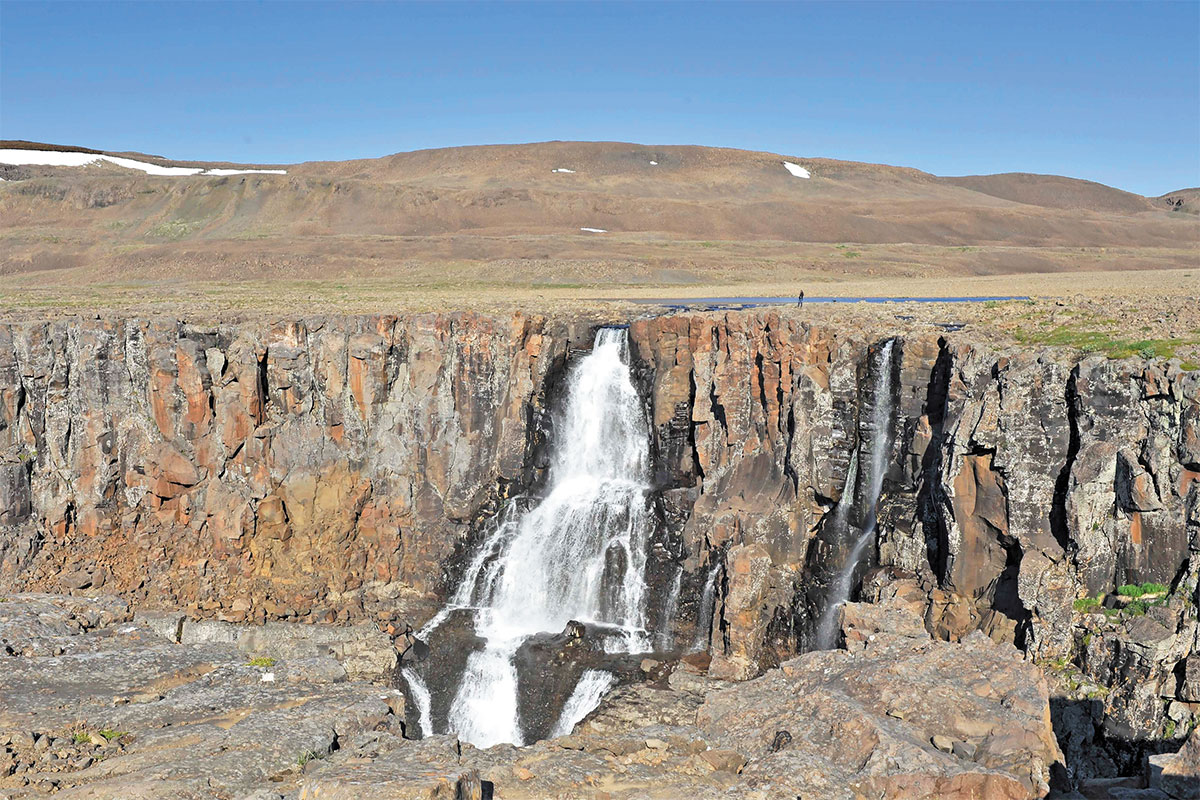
690,561,722,653
657,566,683,650
412,327,654,748
550,670,617,737
400,666,434,737
814,339,896,649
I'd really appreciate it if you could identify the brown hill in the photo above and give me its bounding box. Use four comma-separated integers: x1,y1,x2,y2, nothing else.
0,140,1195,286
941,172,1156,213
1158,187,1200,214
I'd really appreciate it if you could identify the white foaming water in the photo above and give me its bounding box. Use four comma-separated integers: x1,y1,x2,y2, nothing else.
815,340,895,648
551,670,616,737
441,328,652,747
401,666,434,737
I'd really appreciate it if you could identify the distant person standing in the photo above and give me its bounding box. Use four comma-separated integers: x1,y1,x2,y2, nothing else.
797,290,805,308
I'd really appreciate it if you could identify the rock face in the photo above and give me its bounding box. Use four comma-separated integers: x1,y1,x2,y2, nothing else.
1149,727,1200,799
626,313,1199,755
1,308,1197,782
0,313,585,625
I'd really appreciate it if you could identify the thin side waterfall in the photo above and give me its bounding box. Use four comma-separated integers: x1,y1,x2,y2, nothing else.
815,340,896,649
417,327,654,748
657,565,683,650
690,561,721,653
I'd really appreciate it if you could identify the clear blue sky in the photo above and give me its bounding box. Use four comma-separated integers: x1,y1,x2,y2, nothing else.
2,1,1197,195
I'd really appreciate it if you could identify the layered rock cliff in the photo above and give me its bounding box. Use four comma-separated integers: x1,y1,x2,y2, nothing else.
0,310,1196,779
0,313,592,624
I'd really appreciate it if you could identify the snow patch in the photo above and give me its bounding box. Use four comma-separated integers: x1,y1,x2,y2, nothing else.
552,168,576,173
260,672,275,683
783,161,811,179
649,161,658,165
580,227,607,233
0,148,287,177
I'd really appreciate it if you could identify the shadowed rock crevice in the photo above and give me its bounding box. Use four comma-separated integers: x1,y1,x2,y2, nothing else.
918,337,954,581
1051,367,1081,556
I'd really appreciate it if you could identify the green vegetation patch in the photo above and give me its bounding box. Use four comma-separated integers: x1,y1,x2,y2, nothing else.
1117,582,1168,598
298,750,325,766
1014,324,1199,360
147,219,203,240
247,656,276,668
1072,596,1102,613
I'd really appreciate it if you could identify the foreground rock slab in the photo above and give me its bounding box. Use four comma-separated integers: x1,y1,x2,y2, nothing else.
304,611,1064,800
0,594,403,800
1,594,1123,799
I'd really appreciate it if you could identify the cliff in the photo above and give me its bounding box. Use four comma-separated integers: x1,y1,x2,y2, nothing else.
0,309,1196,771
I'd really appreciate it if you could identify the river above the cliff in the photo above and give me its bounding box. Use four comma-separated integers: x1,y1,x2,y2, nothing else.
624,295,1029,309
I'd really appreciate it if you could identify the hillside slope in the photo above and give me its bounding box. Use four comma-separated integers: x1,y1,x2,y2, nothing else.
1,140,1195,285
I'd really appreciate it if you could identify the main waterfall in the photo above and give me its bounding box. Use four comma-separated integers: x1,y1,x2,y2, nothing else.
410,327,654,748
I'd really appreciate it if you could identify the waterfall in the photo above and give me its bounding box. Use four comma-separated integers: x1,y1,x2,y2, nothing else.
815,339,896,649
657,565,683,650
422,327,653,748
550,670,616,737
690,561,721,653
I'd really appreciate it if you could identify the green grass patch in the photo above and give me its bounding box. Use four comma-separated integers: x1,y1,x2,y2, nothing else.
1117,582,1168,598
98,729,127,742
1013,325,1198,360
1073,596,1102,612
298,750,325,766
247,656,276,668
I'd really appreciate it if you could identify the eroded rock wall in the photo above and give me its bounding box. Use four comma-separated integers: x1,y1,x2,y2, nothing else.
0,313,586,624
627,312,1198,753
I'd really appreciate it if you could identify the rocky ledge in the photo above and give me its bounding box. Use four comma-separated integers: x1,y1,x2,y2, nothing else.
0,593,402,799
0,591,1153,800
